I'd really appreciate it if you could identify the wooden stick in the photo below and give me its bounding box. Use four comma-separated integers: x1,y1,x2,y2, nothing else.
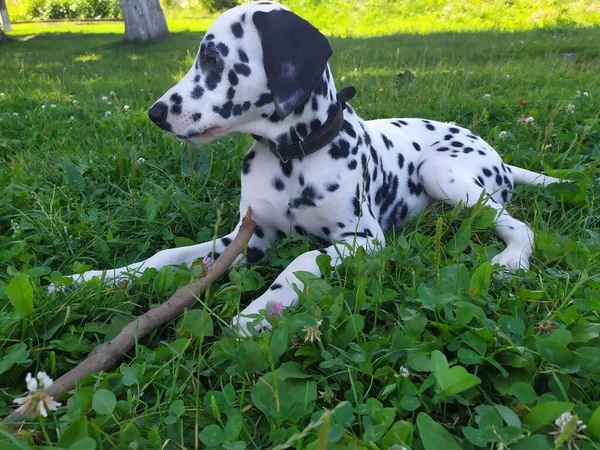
3,209,255,423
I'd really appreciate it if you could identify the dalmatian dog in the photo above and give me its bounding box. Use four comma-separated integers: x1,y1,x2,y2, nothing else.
52,1,562,334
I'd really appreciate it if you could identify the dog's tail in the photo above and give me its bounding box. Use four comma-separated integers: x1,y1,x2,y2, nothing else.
508,165,561,187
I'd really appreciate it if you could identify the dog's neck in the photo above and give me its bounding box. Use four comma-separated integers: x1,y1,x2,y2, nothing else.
247,68,339,148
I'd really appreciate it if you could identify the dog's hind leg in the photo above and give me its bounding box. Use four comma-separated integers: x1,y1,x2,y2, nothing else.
419,158,535,272
48,221,275,292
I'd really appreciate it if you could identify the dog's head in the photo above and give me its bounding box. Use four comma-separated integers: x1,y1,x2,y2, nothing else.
148,1,333,145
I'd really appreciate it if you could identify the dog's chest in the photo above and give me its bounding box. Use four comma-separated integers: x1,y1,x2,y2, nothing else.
240,144,356,236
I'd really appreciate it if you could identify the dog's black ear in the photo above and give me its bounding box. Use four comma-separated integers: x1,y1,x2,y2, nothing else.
253,9,332,119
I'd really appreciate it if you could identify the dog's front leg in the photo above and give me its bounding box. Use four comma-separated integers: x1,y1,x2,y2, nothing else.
233,224,385,335
49,221,274,292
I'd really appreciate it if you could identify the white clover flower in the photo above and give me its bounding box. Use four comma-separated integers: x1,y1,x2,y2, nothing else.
12,112,19,117
549,412,587,449
303,320,323,343
105,111,112,117
13,372,61,417
123,105,130,112
499,131,508,139
583,92,589,97
575,90,581,97
398,366,410,378
136,157,145,165
0,92,5,96
68,116,75,122
517,116,535,125
101,95,109,102
109,91,116,96
72,100,79,106
566,104,575,114
50,104,56,109
140,89,144,92
505,74,511,79
41,105,46,109
483,93,491,99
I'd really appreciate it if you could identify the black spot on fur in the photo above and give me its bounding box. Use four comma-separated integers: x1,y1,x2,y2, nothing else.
254,226,265,239
337,222,345,228
270,283,282,290
322,227,331,235
473,178,484,188
412,142,421,151
381,134,393,149
192,113,202,122
217,43,229,56
238,49,249,63
171,93,183,105
449,127,460,134
353,185,361,216
495,175,503,185
292,185,323,208
214,101,233,119
280,159,293,177
295,225,308,236
451,141,464,148
327,182,339,192
408,162,414,176
342,120,356,138
437,147,449,152
426,123,435,131
478,150,486,156
298,174,305,186
242,150,255,175
463,147,474,153
227,87,236,100
369,146,378,164
253,92,273,108
397,153,405,169
482,168,492,177
228,70,239,86
231,22,243,38
348,160,358,170
272,177,285,191
170,104,182,116
221,237,232,246
191,85,205,100
234,63,251,76
329,140,350,159
247,247,265,263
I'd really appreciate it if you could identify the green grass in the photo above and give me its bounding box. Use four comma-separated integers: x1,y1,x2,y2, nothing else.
1,1,600,449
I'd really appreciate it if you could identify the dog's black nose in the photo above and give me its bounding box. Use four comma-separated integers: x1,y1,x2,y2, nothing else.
148,102,169,129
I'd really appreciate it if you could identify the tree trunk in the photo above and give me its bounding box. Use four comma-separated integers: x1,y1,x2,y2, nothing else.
121,0,169,42
0,0,12,33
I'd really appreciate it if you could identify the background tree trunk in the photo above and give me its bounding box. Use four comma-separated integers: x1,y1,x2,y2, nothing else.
121,0,169,42
0,0,12,33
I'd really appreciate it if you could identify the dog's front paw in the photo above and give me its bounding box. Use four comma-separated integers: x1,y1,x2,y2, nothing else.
232,313,272,337
47,270,108,294
491,248,530,273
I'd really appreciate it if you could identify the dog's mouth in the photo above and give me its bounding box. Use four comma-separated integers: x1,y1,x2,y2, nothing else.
177,126,224,143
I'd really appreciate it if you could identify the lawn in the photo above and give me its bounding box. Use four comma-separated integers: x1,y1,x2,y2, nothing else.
1,1,600,449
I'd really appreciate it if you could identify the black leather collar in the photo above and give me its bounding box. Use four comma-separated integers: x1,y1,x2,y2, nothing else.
262,86,356,162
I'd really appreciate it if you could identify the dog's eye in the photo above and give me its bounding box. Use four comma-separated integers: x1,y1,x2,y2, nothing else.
203,51,220,65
